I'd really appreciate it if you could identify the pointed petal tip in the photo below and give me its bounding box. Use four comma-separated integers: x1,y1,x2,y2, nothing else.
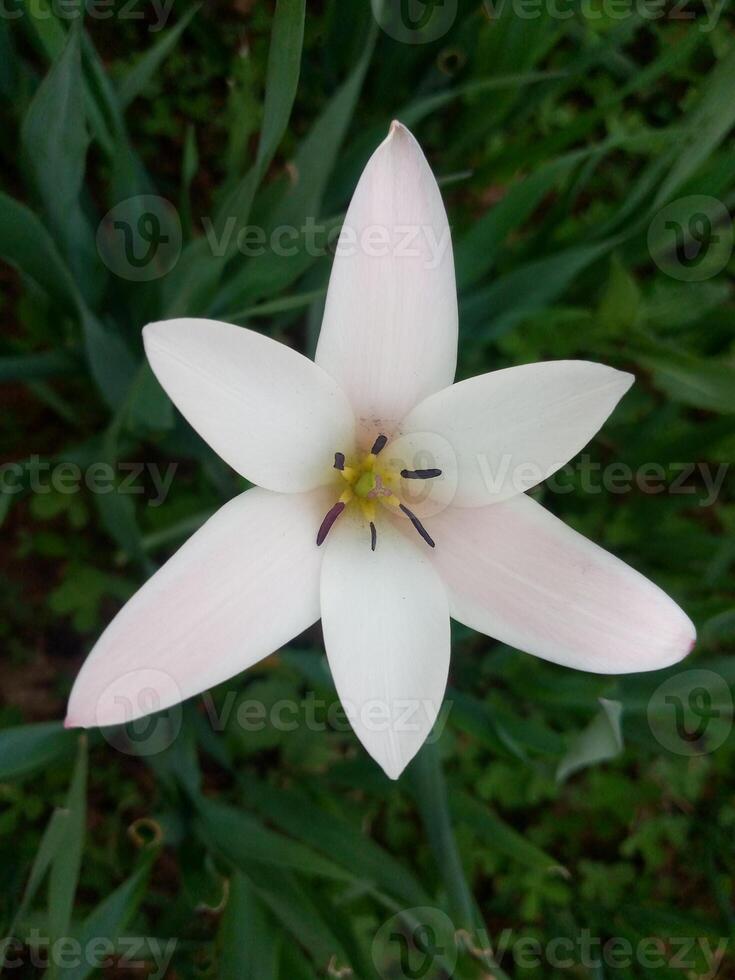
142,318,172,350
617,367,636,393
385,119,416,149
374,749,408,781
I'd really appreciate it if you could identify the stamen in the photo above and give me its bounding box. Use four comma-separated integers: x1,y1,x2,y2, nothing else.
399,503,435,549
334,452,345,471
316,501,345,546
370,521,377,551
370,433,388,455
400,468,442,480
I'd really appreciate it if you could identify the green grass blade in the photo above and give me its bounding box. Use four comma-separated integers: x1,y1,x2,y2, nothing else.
0,722,76,781
1,809,70,968
47,736,88,980
218,872,280,980
58,857,156,980
117,5,200,109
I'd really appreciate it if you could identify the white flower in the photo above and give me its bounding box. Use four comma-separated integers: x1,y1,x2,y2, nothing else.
66,122,695,779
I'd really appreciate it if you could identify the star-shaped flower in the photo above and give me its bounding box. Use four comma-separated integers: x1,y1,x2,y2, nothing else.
66,122,695,778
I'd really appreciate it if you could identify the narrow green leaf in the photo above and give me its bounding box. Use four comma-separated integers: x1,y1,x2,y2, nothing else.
463,240,613,339
0,195,133,408
196,797,353,882
126,362,175,432
632,342,735,415
20,20,97,285
409,740,477,930
80,310,137,411
1,808,70,968
451,790,568,876
118,5,200,108
218,872,280,980
164,0,306,315
21,19,88,215
271,23,375,228
455,151,585,289
0,192,81,312
248,866,351,969
556,699,624,783
18,0,67,60
0,721,75,781
47,737,88,980
597,254,641,333
226,288,327,322
59,858,155,980
655,44,735,206
215,23,374,309
0,350,79,384
180,123,199,238
248,783,429,906
214,0,306,236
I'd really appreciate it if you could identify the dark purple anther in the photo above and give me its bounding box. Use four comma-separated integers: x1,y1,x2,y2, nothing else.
400,468,442,480
334,452,345,471
370,522,377,551
399,503,435,548
370,434,388,455
316,501,346,546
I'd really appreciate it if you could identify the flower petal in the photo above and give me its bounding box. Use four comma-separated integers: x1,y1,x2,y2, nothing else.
320,511,450,779
315,121,457,444
428,493,695,674
400,360,634,506
65,487,327,728
144,318,354,493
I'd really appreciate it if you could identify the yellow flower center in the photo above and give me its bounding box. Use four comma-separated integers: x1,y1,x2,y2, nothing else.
316,434,440,551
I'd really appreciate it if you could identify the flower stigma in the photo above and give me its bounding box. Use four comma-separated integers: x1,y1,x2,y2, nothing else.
316,433,440,551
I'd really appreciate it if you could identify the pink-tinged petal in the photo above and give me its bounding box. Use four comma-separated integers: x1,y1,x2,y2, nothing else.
65,487,327,728
400,360,634,507
428,493,695,673
315,121,457,445
144,318,354,493
320,511,450,779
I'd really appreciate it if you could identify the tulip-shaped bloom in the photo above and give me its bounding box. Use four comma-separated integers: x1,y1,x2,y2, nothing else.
66,122,694,778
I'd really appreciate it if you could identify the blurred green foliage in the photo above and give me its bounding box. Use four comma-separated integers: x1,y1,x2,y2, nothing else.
1,0,735,977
